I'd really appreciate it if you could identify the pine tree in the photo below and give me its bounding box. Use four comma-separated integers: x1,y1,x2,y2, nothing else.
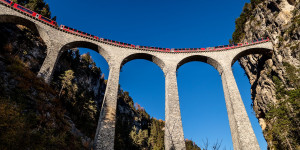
59,69,77,99
149,118,164,150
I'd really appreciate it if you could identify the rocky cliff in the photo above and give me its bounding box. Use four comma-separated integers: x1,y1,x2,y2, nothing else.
232,0,300,149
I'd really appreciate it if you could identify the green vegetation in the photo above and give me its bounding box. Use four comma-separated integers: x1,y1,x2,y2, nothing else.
115,90,166,150
185,139,201,150
52,50,101,139
265,75,300,150
148,119,165,150
0,55,83,149
283,62,300,88
231,0,265,43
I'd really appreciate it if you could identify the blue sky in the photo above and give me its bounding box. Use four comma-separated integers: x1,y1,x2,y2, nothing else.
44,0,267,149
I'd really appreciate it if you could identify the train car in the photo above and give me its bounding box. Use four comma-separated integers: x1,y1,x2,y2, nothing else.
13,3,37,16
60,25,97,39
13,3,57,26
1,0,13,5
39,15,57,26
60,25,77,34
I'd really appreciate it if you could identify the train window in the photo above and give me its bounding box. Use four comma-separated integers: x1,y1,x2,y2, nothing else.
17,5,33,14
41,16,52,22
5,0,12,3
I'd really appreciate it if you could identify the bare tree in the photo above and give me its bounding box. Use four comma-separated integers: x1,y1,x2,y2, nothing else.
212,139,222,150
202,138,209,150
201,138,225,150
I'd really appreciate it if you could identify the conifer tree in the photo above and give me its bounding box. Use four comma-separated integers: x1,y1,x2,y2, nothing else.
59,69,77,98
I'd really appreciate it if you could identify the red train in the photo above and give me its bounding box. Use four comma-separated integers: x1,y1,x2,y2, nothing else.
1,0,57,26
0,0,270,52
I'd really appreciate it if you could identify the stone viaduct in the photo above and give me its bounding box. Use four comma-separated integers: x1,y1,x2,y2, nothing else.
0,2,274,150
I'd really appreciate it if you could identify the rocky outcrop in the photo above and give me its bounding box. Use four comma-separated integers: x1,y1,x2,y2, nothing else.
233,0,299,149
0,24,47,73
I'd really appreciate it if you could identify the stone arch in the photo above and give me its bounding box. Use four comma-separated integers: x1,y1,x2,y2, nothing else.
177,55,223,74
0,14,39,34
0,14,51,54
60,40,110,64
231,47,273,66
121,53,165,72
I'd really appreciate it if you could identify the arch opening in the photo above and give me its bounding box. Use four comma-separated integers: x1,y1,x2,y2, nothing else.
177,61,233,149
121,53,165,72
60,41,110,65
116,58,165,149
51,47,109,145
231,47,272,66
177,55,223,74
0,15,39,34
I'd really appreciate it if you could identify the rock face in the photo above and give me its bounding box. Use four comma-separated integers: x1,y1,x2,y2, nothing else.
0,24,47,73
232,0,299,149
